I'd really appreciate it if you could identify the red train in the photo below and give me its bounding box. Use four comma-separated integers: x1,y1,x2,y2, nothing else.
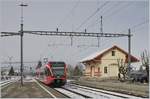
36,61,67,87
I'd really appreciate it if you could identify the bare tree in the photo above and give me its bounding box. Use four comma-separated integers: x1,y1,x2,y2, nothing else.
141,50,149,82
36,61,42,69
67,64,74,78
117,59,128,82
73,66,83,76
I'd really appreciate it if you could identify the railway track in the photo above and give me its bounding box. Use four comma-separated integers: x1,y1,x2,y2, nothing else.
34,79,70,98
55,87,91,99
0,80,12,85
0,80,12,88
33,79,145,99
64,83,144,99
34,79,91,98
1,78,19,89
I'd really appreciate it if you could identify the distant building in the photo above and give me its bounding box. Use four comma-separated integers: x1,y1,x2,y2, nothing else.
80,45,139,78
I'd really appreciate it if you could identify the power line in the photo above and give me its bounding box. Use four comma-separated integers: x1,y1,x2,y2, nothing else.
104,2,132,21
131,23,148,32
86,2,122,29
22,30,130,37
1,61,38,64
130,19,149,30
119,19,149,33
72,37,115,59
75,1,109,31
86,2,132,30
84,2,129,47
1,32,20,37
48,43,71,47
57,0,80,28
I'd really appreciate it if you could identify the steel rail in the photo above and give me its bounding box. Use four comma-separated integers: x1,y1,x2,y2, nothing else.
61,87,92,98
34,79,69,98
70,83,144,98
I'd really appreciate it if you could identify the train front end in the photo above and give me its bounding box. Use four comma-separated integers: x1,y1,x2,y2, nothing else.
45,61,67,87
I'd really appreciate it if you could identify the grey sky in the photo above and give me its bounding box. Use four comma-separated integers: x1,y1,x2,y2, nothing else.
0,0,149,68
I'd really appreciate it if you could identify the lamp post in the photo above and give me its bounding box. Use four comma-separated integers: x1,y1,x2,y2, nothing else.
19,3,28,86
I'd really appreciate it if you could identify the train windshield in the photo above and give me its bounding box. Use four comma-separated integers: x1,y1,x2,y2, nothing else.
51,62,65,76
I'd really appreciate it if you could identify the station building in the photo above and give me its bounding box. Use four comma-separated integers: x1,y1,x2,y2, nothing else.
80,45,139,78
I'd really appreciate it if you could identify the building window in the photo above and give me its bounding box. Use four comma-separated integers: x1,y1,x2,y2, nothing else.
112,51,115,56
104,67,107,74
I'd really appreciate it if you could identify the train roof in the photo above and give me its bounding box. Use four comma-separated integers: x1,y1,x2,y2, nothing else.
48,61,65,64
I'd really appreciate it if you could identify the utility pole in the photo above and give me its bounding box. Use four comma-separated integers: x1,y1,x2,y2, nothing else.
128,28,131,76
100,16,103,33
98,16,103,47
70,35,73,46
19,3,28,86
